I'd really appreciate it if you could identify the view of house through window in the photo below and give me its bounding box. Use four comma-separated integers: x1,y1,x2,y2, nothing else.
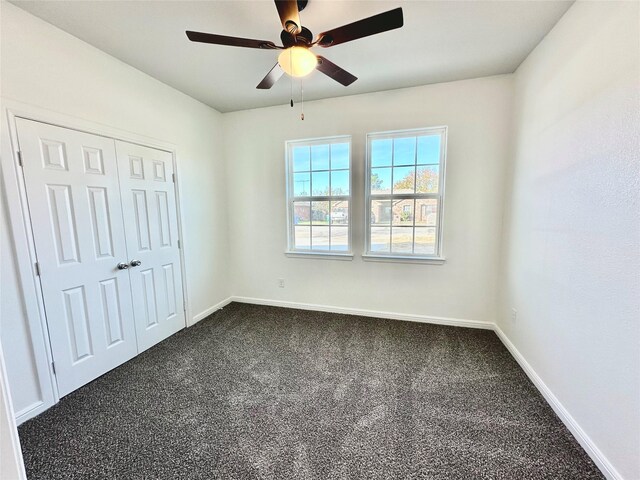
366,127,446,258
286,136,351,253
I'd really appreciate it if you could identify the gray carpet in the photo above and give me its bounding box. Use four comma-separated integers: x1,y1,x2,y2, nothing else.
18,302,603,479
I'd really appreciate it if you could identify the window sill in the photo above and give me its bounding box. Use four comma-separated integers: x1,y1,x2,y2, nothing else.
285,251,354,261
361,254,446,265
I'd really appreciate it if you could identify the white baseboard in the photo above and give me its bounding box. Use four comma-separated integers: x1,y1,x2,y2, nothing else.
493,325,621,480
190,297,233,326
230,296,494,330
15,400,46,426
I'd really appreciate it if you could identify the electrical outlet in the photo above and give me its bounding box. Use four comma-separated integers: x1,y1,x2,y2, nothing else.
511,308,517,322
278,278,285,288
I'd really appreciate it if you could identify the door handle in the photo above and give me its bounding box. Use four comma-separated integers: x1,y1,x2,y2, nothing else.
117,262,129,270
129,260,142,267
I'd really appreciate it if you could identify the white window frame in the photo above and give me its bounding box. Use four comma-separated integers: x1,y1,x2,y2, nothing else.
363,126,447,264
285,135,353,259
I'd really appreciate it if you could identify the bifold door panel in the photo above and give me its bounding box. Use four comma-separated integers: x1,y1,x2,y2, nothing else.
16,119,138,396
16,118,185,397
115,141,185,352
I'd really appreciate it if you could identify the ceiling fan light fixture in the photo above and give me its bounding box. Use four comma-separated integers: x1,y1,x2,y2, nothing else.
278,46,317,77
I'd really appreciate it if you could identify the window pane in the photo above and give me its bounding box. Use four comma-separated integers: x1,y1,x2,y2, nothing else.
393,137,416,166
371,139,392,167
414,227,437,254
311,171,329,195
331,170,349,195
371,226,391,252
330,200,349,225
311,145,329,170
293,201,310,224
311,226,330,250
330,226,348,251
289,137,352,255
393,199,414,226
371,199,391,225
293,172,310,196
293,146,310,172
416,165,439,193
392,166,415,194
311,201,329,225
415,199,438,226
391,227,413,253
371,167,391,194
294,226,310,249
330,143,349,170
417,135,441,165
365,130,444,258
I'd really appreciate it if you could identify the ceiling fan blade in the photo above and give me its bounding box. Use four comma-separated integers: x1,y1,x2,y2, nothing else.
257,63,285,89
275,0,302,34
316,7,403,47
186,31,277,49
316,56,357,86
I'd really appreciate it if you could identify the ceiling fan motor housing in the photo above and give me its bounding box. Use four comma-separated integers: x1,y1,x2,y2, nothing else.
281,26,314,48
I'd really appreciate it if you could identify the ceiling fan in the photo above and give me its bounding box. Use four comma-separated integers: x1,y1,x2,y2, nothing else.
186,0,404,89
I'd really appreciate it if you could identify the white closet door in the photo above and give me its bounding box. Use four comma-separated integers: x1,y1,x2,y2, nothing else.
115,141,185,352
16,119,138,397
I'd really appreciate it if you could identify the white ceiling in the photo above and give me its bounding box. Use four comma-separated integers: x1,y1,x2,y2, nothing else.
11,0,573,113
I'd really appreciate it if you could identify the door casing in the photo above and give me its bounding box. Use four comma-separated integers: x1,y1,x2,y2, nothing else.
1,101,192,424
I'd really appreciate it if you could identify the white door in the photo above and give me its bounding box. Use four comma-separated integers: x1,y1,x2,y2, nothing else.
16,119,138,397
115,141,185,352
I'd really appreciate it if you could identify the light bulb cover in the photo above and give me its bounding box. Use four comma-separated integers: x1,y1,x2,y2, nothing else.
278,47,318,78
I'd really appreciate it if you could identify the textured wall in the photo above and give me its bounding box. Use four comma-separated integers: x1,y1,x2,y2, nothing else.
223,75,513,324
498,2,640,478
0,345,25,479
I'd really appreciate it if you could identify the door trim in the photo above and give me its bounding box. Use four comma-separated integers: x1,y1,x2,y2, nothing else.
0,99,191,423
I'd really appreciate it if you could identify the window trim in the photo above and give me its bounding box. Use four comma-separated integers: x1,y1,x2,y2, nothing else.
285,135,353,256
364,126,448,262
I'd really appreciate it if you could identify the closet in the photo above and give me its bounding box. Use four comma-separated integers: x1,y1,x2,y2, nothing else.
16,118,185,397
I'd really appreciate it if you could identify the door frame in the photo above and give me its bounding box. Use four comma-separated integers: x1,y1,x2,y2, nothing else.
0,99,192,423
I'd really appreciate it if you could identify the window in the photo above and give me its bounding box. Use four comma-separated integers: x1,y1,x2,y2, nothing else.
286,136,352,256
365,127,447,261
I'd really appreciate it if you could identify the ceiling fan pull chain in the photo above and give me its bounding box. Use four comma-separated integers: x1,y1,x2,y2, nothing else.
290,53,294,107
300,79,305,120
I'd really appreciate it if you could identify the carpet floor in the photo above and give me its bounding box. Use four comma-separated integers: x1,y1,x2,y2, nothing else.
18,302,603,479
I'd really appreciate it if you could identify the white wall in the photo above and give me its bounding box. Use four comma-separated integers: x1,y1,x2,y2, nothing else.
499,1,640,479
0,344,26,480
0,2,230,419
223,75,513,323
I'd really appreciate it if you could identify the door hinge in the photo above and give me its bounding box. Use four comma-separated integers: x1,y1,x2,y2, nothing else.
177,239,181,249
51,362,56,375
172,173,176,183
34,262,41,276
17,151,23,167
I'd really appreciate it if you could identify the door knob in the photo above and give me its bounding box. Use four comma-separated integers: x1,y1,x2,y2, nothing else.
117,262,129,270
130,260,142,267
